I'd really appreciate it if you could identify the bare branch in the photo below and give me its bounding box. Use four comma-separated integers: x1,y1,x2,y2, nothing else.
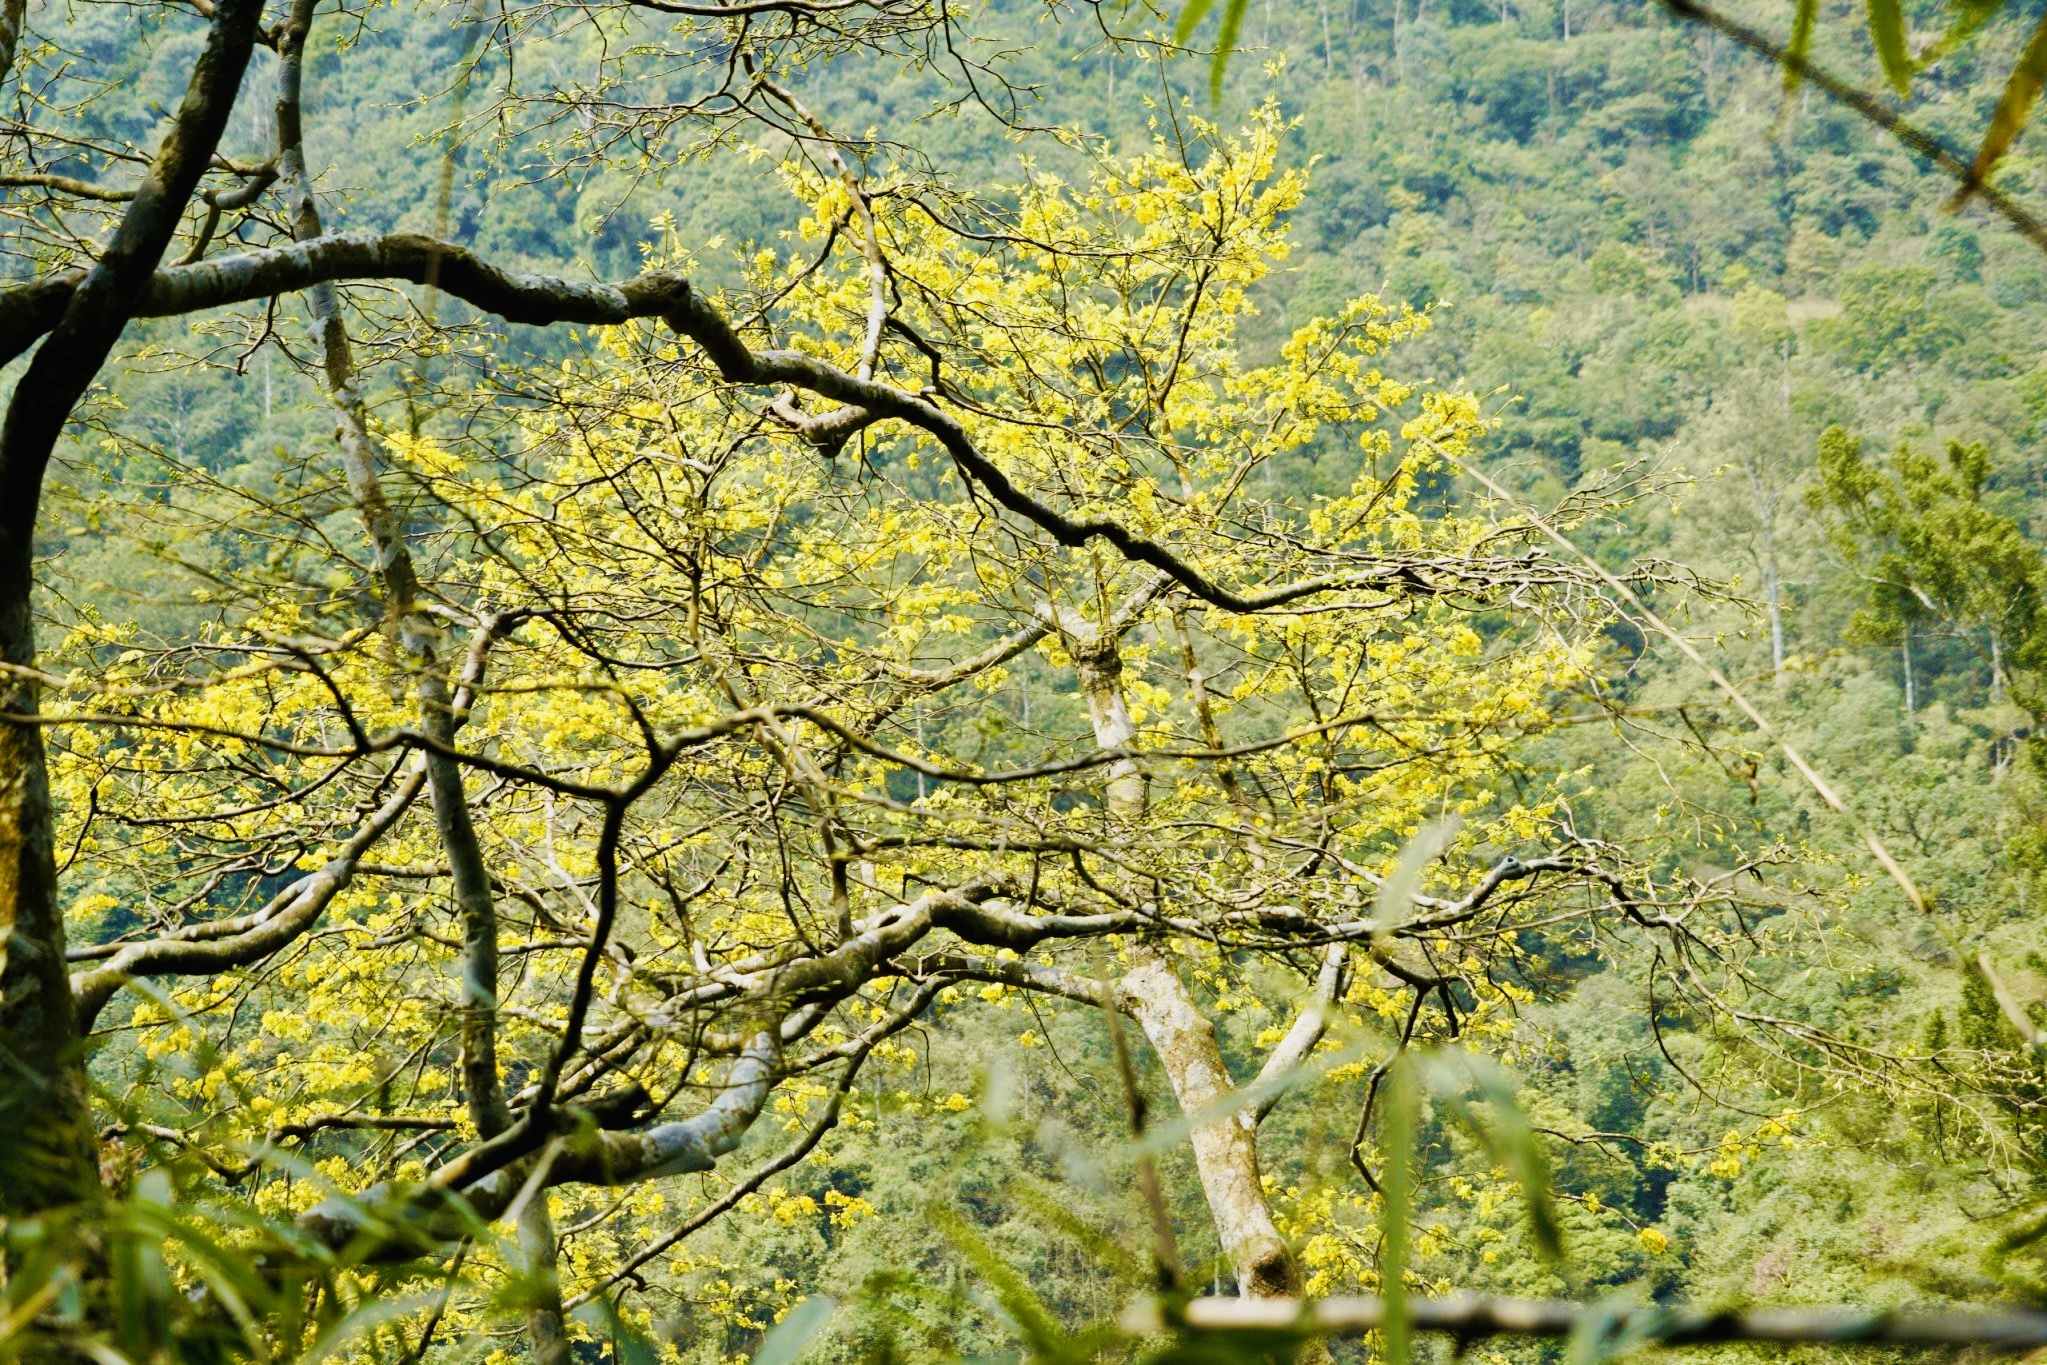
0,233,697,368
70,761,427,1029
296,1031,780,1257
1124,1293,2047,1351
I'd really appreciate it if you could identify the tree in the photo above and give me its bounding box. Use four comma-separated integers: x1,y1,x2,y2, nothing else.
12,0,2044,1359
0,0,1699,1349
41,80,1670,1340
1812,425,2047,710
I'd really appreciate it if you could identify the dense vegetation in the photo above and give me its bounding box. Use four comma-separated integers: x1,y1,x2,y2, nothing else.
3,0,2047,1360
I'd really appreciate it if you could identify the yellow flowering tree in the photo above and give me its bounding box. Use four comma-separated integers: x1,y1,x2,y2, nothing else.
0,0,1953,1356
29,103,1661,1354
14,14,1851,1334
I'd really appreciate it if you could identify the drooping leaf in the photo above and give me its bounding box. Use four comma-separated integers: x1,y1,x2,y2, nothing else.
1379,1056,1415,1365
300,1291,446,1365
1010,1177,1146,1282
932,1203,1068,1355
1867,0,1913,97
1957,9,2047,204
139,1204,276,1359
575,1297,661,1365
1172,0,1215,45
111,1177,175,1364
1785,0,1818,93
1208,0,1251,103
1922,0,2002,64
2000,1202,2047,1250
754,1296,837,1365
1375,817,1460,928
1566,1296,1665,1365
1425,1053,1564,1262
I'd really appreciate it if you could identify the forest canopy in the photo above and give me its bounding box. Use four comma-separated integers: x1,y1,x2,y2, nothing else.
1,0,2045,1360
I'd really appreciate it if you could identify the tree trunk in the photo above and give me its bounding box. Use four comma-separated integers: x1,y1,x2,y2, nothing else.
273,2,569,1350
1903,626,1915,718
0,0,265,1217
1056,600,1301,1297
1765,561,1784,677
0,550,97,1212
519,1195,573,1365
1122,950,1303,1297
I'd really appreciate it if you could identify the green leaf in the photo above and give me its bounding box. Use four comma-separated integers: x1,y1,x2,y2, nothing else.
1009,1177,1146,1282
1172,0,1216,45
1208,0,1251,103
2000,1202,2047,1250
1923,0,2002,65
1565,1296,1635,1365
1957,9,2047,203
1426,1054,1563,1262
932,1204,1068,1355
575,1297,660,1365
137,1205,276,1358
1568,1296,1676,1365
300,1290,445,1365
1867,0,1912,97
1785,0,1818,93
755,1296,836,1365
1374,818,1459,928
1380,1056,1415,1365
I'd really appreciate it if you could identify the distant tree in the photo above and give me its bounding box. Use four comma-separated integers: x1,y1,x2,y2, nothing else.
1181,0,2047,258
1812,425,2047,708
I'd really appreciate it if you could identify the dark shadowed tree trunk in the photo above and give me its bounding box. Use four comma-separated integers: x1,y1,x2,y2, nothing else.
0,0,266,1217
